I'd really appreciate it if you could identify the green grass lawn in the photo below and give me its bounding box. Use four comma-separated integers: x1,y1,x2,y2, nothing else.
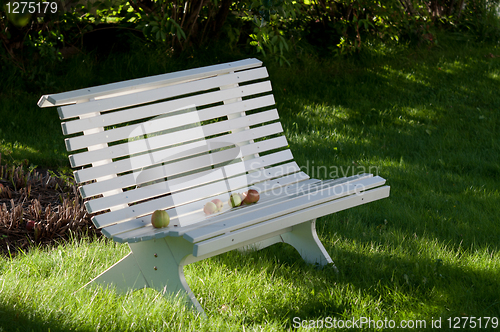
1,35,500,331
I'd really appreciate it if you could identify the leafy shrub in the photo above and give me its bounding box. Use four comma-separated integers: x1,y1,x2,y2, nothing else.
1,0,500,68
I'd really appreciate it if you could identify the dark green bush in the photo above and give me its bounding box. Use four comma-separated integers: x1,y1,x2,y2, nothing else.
1,0,499,68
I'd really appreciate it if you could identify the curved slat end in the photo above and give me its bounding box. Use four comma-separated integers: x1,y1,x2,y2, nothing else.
57,107,65,119
61,122,69,136
64,138,72,152
100,227,112,238
69,155,77,168
84,201,93,214
113,237,127,243
37,96,55,108
231,58,263,70
248,58,263,65
183,233,196,243
93,218,104,229
73,170,81,185
122,236,139,243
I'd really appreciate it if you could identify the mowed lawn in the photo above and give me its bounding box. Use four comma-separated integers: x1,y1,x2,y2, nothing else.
0,36,499,331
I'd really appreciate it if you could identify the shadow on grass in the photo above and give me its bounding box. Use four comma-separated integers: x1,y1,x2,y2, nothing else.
212,241,499,327
273,54,500,171
267,45,500,251
0,304,69,332
1,38,499,328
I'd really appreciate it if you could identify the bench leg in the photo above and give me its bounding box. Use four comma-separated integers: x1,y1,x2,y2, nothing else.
83,252,149,292
238,219,338,272
84,237,205,316
281,219,338,271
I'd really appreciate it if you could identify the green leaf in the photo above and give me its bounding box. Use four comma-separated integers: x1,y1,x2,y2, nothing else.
280,36,289,51
177,27,186,40
170,19,186,40
260,45,266,56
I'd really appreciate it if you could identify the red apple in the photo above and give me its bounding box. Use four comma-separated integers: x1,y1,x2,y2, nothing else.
204,201,218,215
211,199,223,212
243,189,260,204
26,220,35,231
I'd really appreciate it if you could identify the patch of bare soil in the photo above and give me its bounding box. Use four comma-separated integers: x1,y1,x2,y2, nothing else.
0,160,101,256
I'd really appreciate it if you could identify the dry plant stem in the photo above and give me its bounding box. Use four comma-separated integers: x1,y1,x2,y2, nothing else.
0,163,99,255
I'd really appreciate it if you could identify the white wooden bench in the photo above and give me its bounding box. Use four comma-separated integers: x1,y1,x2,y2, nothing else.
38,58,390,315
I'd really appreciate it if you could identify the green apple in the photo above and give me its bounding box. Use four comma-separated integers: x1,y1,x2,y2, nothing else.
228,193,242,208
151,210,170,228
204,201,218,215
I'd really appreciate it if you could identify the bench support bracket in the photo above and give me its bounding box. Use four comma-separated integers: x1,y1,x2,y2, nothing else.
281,219,337,271
240,219,337,271
84,237,205,316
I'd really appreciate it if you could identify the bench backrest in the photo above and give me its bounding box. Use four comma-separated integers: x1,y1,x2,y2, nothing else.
40,59,309,235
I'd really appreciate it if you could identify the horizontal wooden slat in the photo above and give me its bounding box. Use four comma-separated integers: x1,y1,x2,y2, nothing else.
93,150,296,227
159,173,317,239
170,177,350,241
92,149,296,228
99,162,303,238
38,58,262,108
62,80,271,135
76,121,283,189
76,122,283,185
65,94,275,151
70,105,279,169
86,136,289,213
72,109,279,176
71,115,277,175
91,145,294,229
184,175,386,244
107,176,319,243
91,159,300,214
81,144,292,200
193,186,390,257
106,172,315,242
109,176,321,243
